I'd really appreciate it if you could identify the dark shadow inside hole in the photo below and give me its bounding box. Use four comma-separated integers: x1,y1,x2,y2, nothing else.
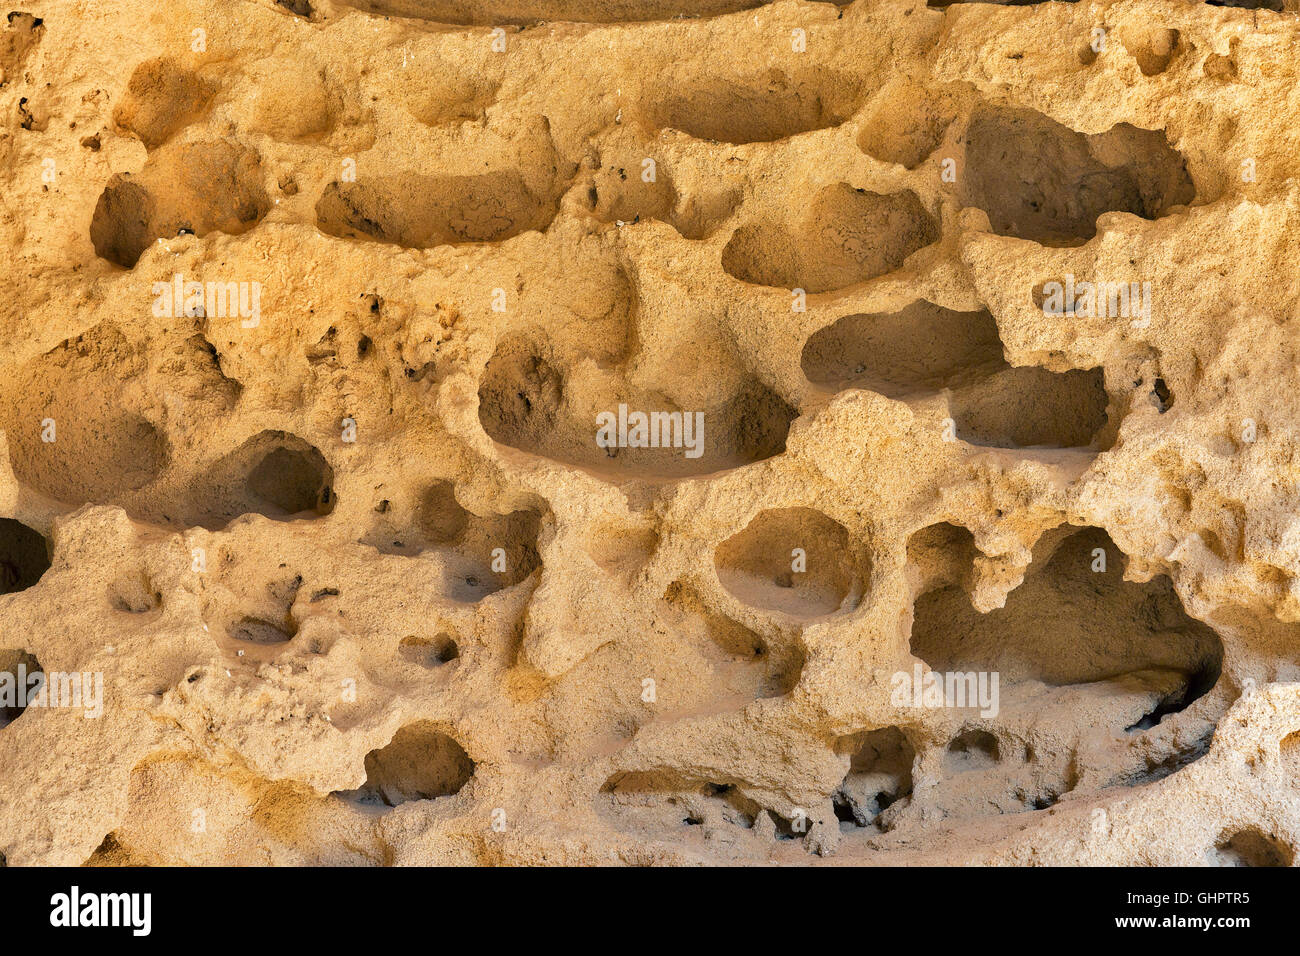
0,519,51,595
0,649,41,728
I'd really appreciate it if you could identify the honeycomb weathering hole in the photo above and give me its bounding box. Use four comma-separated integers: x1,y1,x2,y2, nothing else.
228,614,296,646
950,366,1110,449
337,0,779,24
589,160,739,239
191,430,335,529
361,479,540,595
714,508,867,618
246,447,329,515
857,80,954,170
650,70,868,144
0,649,41,729
910,526,1223,704
599,771,765,835
1210,828,1294,866
943,728,1000,773
204,572,306,661
834,727,915,829
113,57,215,149
400,633,460,667
906,522,979,594
108,569,161,614
664,581,806,699
1119,26,1181,77
802,304,1005,399
960,107,1195,246
585,523,659,581
0,519,51,594
476,334,796,479
315,172,559,248
889,525,1228,823
0,324,173,504
343,722,475,807
418,480,470,544
802,303,1110,449
723,185,938,293
91,140,271,268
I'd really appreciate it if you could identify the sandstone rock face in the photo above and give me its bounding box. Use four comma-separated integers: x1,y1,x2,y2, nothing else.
0,0,1296,867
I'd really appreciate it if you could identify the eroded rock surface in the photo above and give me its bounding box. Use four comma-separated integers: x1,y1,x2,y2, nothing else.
0,0,1297,866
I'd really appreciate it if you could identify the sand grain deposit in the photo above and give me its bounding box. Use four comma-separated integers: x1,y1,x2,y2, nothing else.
0,0,1298,866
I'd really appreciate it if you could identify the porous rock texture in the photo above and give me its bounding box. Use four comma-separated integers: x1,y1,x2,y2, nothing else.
0,0,1298,867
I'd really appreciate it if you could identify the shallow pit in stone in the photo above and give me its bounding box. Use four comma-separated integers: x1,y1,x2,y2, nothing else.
663,580,805,699
113,56,215,149
943,728,1000,773
1209,828,1294,866
802,305,1004,399
477,333,797,481
361,478,541,596
340,722,475,808
714,507,867,618
0,325,170,505
599,770,764,836
649,69,867,145
399,633,460,667
857,79,955,170
91,140,270,268
723,184,938,293
316,171,558,248
960,106,1194,246
188,430,335,530
950,366,1110,449
336,0,789,25
906,522,979,595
